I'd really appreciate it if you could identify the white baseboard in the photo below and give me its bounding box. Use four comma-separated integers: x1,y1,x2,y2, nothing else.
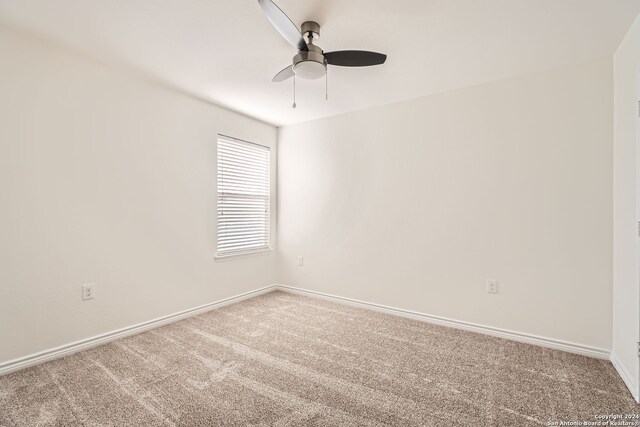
611,353,640,403
0,285,278,376
274,285,611,360
0,283,615,379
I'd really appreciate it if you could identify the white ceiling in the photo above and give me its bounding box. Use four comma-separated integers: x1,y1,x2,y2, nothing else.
1,0,638,126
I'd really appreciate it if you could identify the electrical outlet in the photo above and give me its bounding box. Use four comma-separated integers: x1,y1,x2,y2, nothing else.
82,284,95,301
297,256,303,267
486,279,498,294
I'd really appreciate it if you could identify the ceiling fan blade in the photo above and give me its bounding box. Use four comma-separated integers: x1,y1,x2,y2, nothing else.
258,0,308,52
272,65,294,82
324,50,387,67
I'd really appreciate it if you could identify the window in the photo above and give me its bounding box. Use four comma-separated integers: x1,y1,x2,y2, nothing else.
216,135,270,257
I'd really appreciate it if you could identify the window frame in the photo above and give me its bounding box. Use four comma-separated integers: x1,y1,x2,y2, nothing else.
215,134,271,260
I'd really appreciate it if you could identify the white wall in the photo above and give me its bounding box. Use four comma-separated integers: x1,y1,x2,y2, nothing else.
0,20,622,373
0,26,277,364
278,60,613,351
613,14,640,401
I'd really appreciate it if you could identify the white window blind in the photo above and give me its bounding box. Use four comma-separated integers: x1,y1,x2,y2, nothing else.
217,135,270,257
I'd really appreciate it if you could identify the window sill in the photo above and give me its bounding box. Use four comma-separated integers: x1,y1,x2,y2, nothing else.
215,248,272,262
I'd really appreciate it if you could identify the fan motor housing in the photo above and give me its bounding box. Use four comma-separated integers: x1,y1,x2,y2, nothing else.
292,49,326,80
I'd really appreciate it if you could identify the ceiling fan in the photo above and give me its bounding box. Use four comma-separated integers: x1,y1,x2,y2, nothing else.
258,0,387,90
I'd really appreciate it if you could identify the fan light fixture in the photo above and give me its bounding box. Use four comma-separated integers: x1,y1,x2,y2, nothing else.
292,53,326,80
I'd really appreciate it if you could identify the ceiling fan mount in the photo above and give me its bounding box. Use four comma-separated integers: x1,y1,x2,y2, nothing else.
300,21,321,42
258,0,387,84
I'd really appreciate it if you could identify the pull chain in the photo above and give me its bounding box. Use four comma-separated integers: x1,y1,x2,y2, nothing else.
292,74,297,109
325,68,328,101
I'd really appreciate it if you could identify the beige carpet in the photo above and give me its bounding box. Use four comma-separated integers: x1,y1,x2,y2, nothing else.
0,290,637,426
